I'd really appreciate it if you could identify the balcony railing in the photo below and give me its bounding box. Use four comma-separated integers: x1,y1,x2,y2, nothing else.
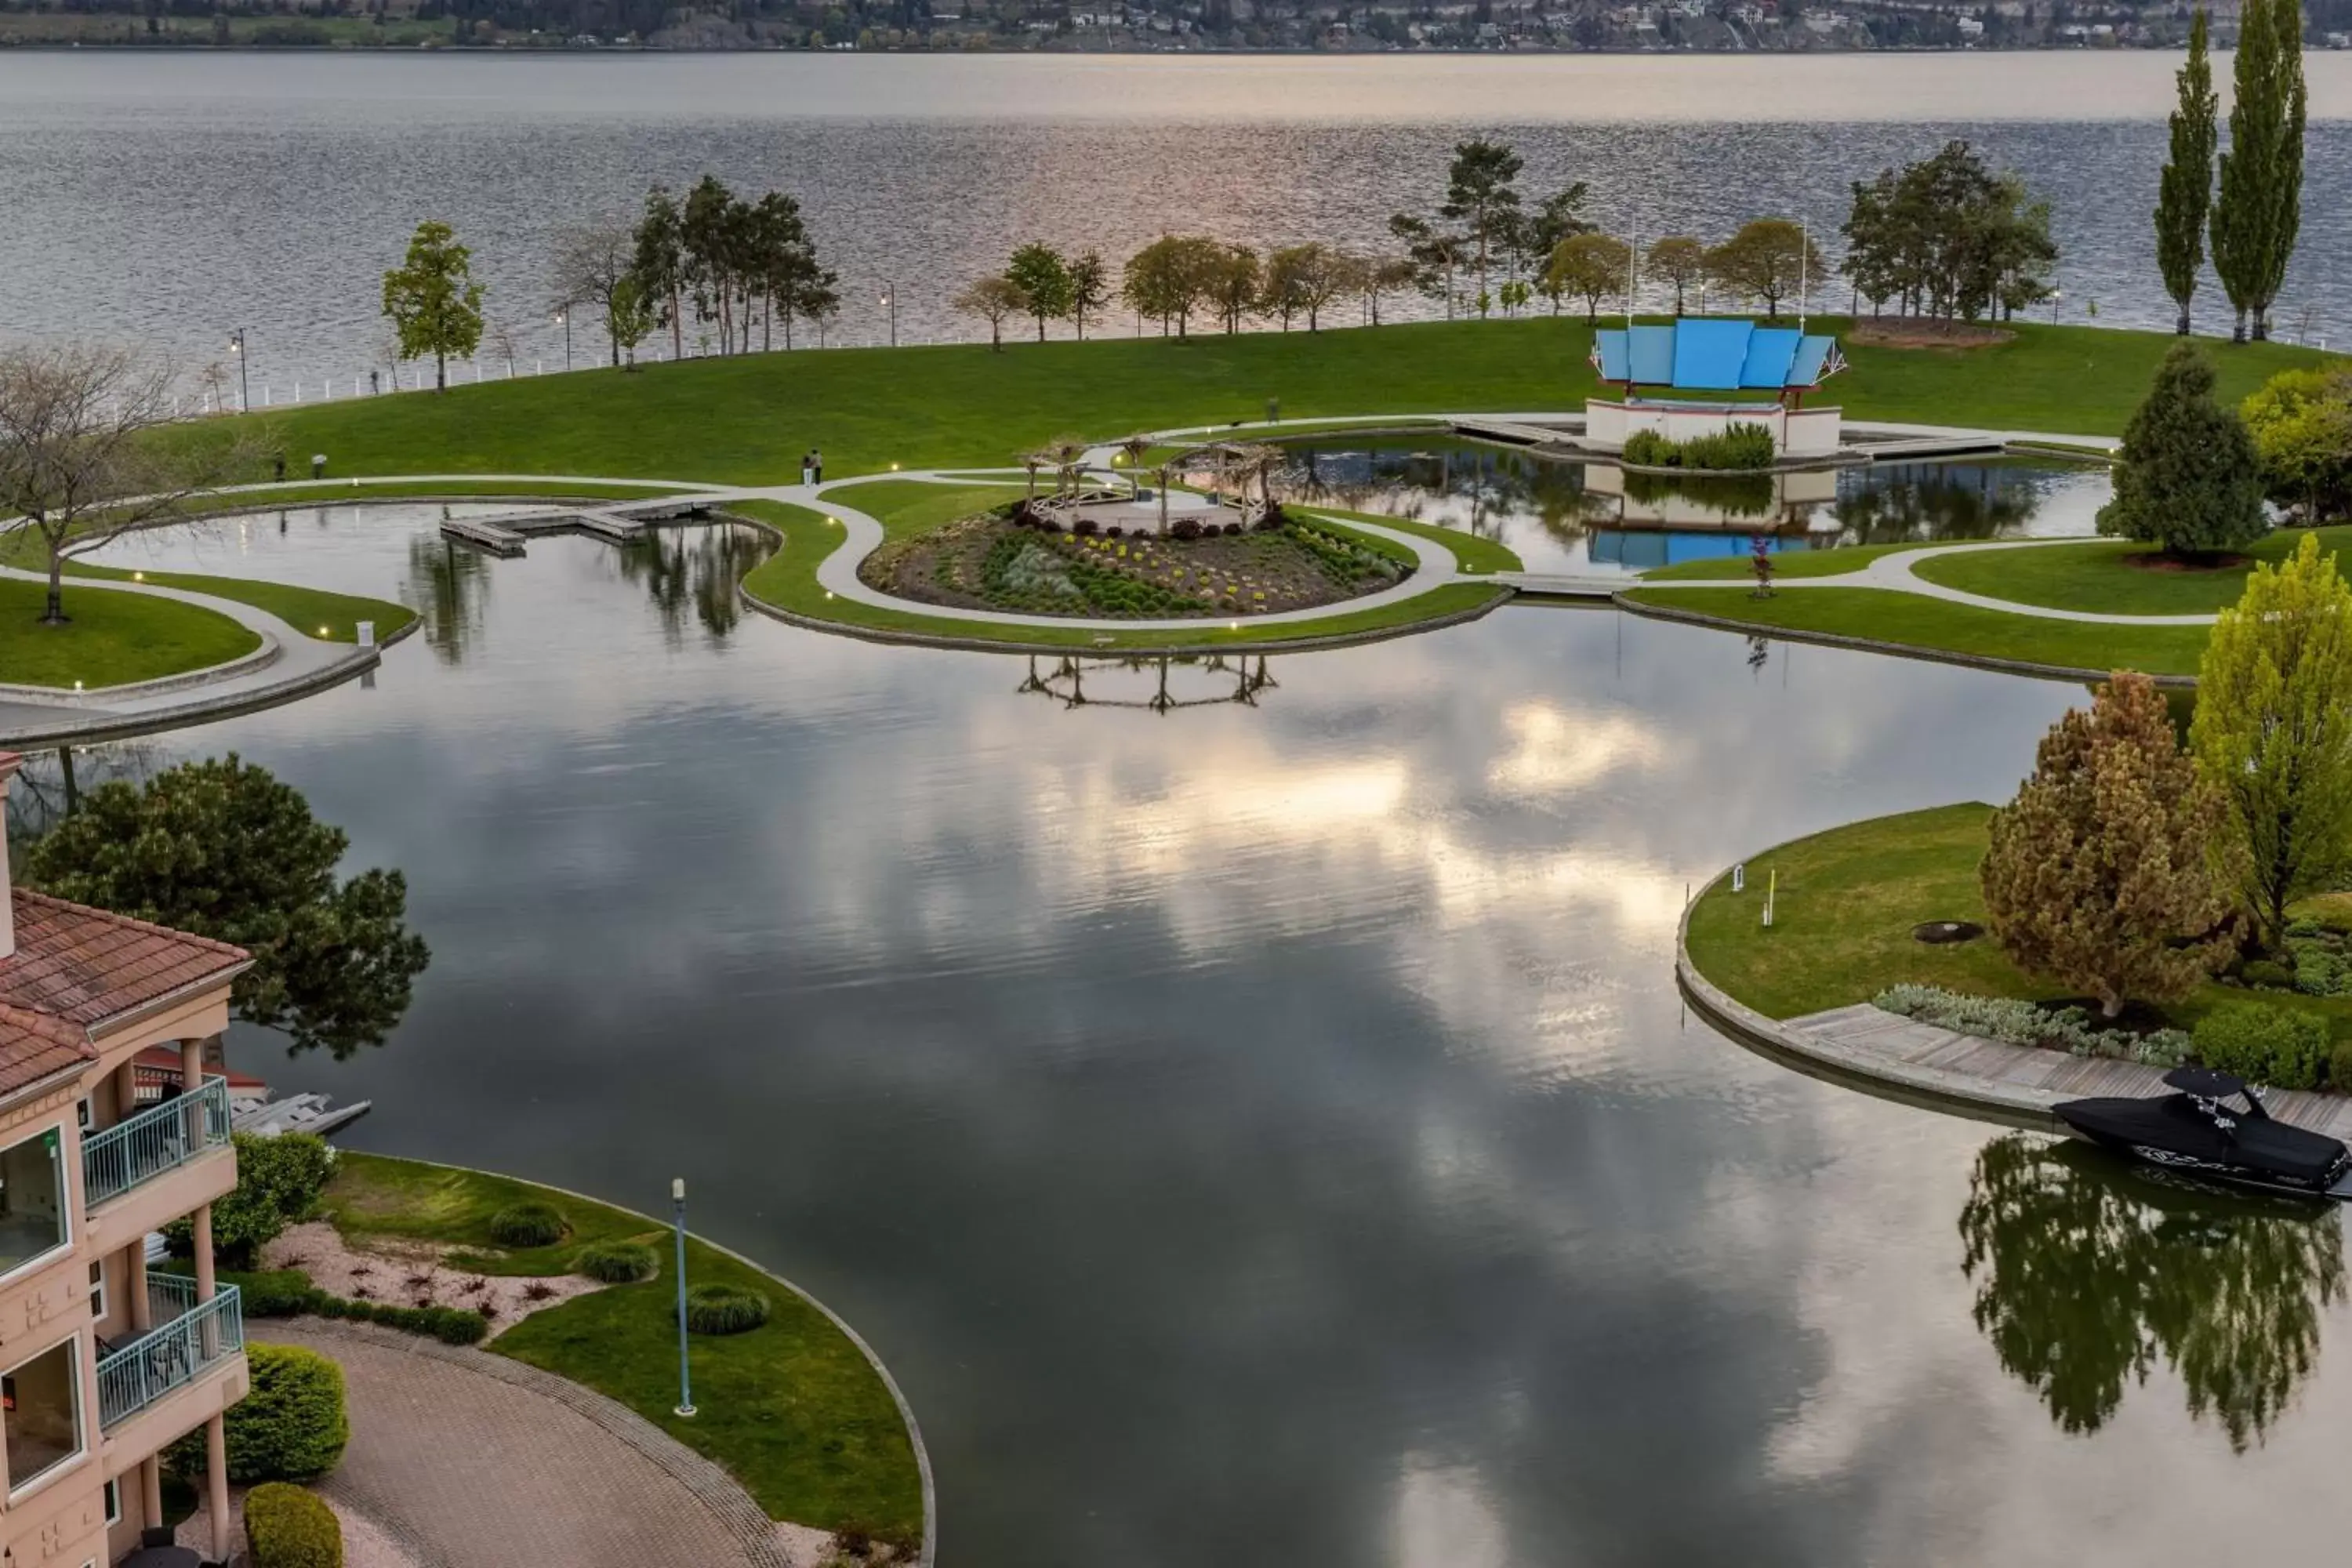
82,1077,232,1210
96,1273,243,1432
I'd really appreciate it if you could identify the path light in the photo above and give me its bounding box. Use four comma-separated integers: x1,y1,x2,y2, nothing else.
671,1178,695,1419
318,626,331,637
132,572,143,582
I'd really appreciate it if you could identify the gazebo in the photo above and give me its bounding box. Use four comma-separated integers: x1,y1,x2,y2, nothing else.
1586,319,1848,459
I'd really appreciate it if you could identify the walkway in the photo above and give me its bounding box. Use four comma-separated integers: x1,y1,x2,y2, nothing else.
256,1319,793,1568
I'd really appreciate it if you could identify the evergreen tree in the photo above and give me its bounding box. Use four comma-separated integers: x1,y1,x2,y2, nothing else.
2096,343,2267,555
1437,138,1523,316
631,185,687,362
2155,9,2218,336
2191,532,2352,947
379,220,484,393
2212,0,2308,343
1980,671,2234,1018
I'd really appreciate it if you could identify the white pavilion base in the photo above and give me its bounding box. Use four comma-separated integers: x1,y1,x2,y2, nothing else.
1584,399,1842,459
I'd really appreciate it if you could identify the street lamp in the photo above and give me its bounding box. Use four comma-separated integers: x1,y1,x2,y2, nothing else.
555,307,572,372
670,1178,695,1418
881,284,897,350
2049,287,2063,326
227,329,250,414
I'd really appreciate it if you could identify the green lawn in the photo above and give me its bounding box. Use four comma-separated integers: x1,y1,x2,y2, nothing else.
62,562,414,644
320,1153,922,1546
0,575,263,688
251,320,2336,489
1294,505,1523,574
1622,584,2211,677
1908,526,2352,615
1690,804,2352,1044
1641,541,1923,583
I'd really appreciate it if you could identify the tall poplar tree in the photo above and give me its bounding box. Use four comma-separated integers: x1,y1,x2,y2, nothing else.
2212,0,2308,343
2155,10,2218,336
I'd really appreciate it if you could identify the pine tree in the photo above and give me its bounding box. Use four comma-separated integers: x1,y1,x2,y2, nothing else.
2155,9,2218,336
2212,0,2307,343
2190,532,2352,947
2096,343,2267,555
1980,671,2234,1018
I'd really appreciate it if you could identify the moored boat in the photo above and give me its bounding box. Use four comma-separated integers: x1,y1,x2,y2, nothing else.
2054,1066,2352,1200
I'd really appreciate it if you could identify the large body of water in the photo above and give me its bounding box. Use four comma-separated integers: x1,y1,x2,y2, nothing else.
25,503,2352,1565
5,52,2352,391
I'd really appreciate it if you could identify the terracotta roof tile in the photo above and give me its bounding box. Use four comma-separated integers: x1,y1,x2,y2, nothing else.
0,890,249,1033
0,1004,93,1097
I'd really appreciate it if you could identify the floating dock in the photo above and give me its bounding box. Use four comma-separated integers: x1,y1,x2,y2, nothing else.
1492,572,1626,600
439,496,713,556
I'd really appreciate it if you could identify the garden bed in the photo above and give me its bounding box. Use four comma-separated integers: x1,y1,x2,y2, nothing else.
858,506,1408,619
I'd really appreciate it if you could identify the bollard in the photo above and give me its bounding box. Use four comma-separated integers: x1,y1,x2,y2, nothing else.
311,453,327,479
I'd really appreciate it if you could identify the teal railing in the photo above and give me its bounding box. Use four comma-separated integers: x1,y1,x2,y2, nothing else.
96,1274,243,1431
81,1077,232,1210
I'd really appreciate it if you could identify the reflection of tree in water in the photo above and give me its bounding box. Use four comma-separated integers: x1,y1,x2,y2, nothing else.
613,524,776,644
1959,1133,2344,1449
401,527,492,666
1831,463,2041,545
1622,469,1780,521
1273,441,1598,554
1017,653,1276,712
2,745,161,845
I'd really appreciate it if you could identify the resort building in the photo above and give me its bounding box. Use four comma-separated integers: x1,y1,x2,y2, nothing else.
0,753,250,1566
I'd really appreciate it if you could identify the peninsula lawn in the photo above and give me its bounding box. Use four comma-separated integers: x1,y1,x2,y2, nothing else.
1688,804,2352,1041
0,575,261,688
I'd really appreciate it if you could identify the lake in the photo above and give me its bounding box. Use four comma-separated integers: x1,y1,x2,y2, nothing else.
33,503,2352,1565
4,51,2352,393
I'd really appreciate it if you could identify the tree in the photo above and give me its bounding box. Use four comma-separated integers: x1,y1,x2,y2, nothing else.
1356,254,1417,325
1388,212,1469,318
21,754,431,1057
1840,142,2057,321
1203,245,1261,333
1522,184,1594,265
1436,137,1524,314
1122,235,1210,337
1543,233,1632,324
955,275,1028,350
1006,242,1074,342
1261,243,1351,332
743,191,829,354
1980,671,2234,1018
1704,219,1823,320
380,219,485,392
2241,366,2352,520
631,184,688,362
1066,250,1111,341
1645,236,1707,316
2155,9,2219,337
2212,0,2307,342
550,219,636,368
607,273,656,369
164,1132,334,1268
2096,343,2266,556
2190,531,2352,948
0,344,262,624
679,175,743,354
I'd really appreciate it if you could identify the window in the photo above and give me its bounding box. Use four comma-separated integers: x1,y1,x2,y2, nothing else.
3,1338,83,1494
0,1125,67,1279
87,1261,106,1324
102,1476,119,1525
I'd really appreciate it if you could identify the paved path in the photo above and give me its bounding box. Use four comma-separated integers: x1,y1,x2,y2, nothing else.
260,1319,789,1568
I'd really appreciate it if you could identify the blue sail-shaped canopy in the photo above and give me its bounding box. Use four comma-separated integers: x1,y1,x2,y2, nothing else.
1592,320,1844,392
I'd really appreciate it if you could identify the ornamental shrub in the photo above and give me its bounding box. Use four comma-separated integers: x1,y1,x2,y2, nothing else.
2331,1040,2352,1091
1169,517,1202,541
166,1133,336,1270
576,1240,658,1284
488,1202,565,1248
1873,985,2190,1065
1073,518,1098,536
1679,423,1777,471
2242,958,2296,989
2193,1002,2332,1090
2100,342,2267,554
169,1343,348,1483
244,1482,343,1568
1621,430,1675,466
684,1283,771,1336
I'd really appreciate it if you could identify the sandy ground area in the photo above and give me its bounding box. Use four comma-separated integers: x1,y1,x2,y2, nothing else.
181,1483,423,1568
261,1220,605,1331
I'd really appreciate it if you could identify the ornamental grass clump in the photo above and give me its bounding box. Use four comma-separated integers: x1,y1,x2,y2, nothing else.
488,1202,566,1248
575,1240,659,1283
684,1282,771,1336
1980,670,2236,1019
244,1482,343,1568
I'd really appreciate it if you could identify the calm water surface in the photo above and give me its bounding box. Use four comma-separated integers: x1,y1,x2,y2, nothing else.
6,53,2352,387
35,505,2352,1565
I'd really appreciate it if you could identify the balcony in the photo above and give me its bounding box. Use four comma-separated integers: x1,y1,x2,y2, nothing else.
96,1273,244,1432
82,1077,232,1210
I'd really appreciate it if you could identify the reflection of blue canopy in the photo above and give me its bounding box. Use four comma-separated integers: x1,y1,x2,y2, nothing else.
1592,320,1844,392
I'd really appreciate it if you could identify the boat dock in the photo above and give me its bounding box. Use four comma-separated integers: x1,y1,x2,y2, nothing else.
1493,572,1625,600
1845,430,2011,463
1450,416,1585,449
438,515,528,556
440,496,713,557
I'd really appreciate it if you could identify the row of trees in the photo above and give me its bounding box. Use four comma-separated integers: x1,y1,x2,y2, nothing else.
1839,141,2058,322
2156,1,2308,342
1543,220,1828,323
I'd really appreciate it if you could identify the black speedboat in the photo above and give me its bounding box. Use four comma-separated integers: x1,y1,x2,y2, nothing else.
2054,1066,2352,1200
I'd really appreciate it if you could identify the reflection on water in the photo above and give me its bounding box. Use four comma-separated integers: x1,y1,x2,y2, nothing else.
612,523,776,645
1276,439,2112,575
1960,1134,2345,1450
404,529,492,666
1016,653,1279,713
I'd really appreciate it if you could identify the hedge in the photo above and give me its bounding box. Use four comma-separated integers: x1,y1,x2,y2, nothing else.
245,1482,343,1568
184,1266,489,1345
170,1343,348,1483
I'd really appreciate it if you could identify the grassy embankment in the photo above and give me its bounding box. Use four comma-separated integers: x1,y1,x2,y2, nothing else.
1687,804,2352,1042
311,1152,924,1546
0,575,262,689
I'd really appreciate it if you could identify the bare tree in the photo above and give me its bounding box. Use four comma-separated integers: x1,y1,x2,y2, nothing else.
0,343,264,624
550,219,637,368
486,318,520,379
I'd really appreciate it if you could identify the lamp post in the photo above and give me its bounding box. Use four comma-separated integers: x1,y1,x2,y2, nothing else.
228,329,250,415
556,307,572,372
671,1178,695,1418
2049,287,2063,326
881,284,897,349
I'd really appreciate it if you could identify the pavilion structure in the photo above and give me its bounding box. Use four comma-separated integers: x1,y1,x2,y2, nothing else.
1586,319,1848,459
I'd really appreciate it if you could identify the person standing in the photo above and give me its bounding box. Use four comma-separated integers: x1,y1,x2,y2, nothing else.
811,448,824,485
800,451,814,486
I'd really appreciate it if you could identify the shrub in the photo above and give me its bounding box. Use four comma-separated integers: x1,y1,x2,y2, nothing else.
1873,985,2190,1065
2193,1002,2332,1089
1622,429,1675,466
1169,517,1203,541
166,1132,337,1270
576,1240,658,1284
2242,958,2297,989
1679,423,1777,471
1221,522,1243,536
488,1203,565,1248
244,1483,343,1568
684,1283,771,1336
2100,341,2267,554
2331,1039,2352,1091
171,1343,348,1483
1072,518,1098,536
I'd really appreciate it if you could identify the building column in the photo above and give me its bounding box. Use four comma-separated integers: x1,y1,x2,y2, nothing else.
140,1454,162,1534
127,1240,152,1332
193,1204,215,1301
204,1414,230,1561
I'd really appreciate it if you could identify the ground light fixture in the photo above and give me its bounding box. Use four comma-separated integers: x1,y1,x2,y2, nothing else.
672,1177,696,1418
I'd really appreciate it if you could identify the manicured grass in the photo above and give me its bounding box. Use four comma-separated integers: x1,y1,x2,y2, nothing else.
1295,505,1523,574
820,479,1028,537
252,319,2338,489
63,561,415,644
1690,805,2352,1044
1623,584,2211,676
0,575,262,688
1909,526,2352,616
1642,541,1923,582
733,499,1507,651
321,1153,922,1543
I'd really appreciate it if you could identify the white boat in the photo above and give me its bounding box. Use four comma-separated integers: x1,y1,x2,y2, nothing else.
232,1091,372,1139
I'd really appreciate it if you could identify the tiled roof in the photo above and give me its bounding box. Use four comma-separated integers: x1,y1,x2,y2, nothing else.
0,890,249,1033
0,1003,93,1097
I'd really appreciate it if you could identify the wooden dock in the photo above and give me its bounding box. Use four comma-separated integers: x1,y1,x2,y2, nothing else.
1791,1003,2352,1141
438,515,528,557
1846,432,2009,463
1450,416,1584,448
1493,572,1624,600
440,496,712,557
